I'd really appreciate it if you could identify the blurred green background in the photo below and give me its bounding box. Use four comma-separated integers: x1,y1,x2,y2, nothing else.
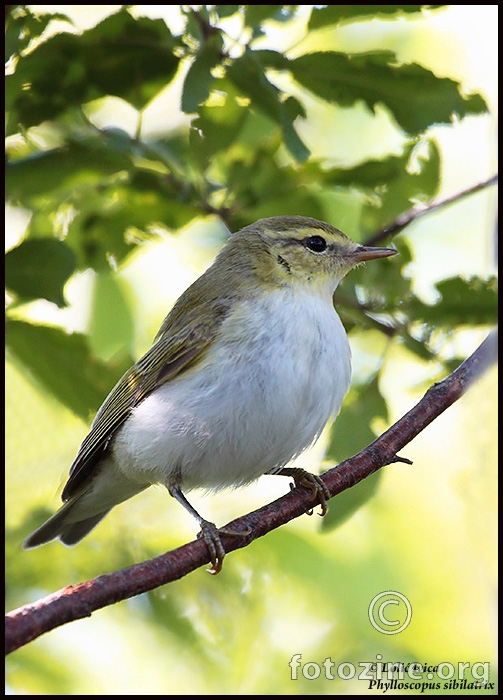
6,5,497,694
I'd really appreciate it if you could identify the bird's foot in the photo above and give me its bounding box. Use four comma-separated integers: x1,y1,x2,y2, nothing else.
197,520,252,574
278,467,330,516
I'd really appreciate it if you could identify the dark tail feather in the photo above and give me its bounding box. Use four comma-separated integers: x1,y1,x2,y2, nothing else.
23,500,110,549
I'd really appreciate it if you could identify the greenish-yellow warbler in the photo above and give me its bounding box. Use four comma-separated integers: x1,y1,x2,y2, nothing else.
23,216,396,572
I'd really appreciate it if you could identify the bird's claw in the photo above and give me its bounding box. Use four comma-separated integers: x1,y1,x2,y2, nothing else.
282,467,330,516
197,520,252,574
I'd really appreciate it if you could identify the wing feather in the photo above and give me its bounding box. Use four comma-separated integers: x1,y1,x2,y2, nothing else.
61,312,225,501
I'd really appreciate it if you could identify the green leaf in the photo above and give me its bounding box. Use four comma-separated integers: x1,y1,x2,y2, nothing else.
325,375,389,464
401,333,437,361
183,6,212,43
226,51,310,161
181,38,223,113
8,138,198,271
321,376,389,531
308,5,446,30
6,9,180,130
214,5,240,20
408,276,498,327
6,319,133,421
218,136,322,222
288,51,487,135
249,47,292,72
88,272,135,361
325,137,441,235
6,140,133,203
226,52,283,122
325,138,438,193
5,239,76,307
244,5,289,30
5,6,73,62
190,88,249,162
280,95,310,162
61,172,197,270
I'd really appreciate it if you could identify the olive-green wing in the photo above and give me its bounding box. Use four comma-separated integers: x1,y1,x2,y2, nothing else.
61,314,224,501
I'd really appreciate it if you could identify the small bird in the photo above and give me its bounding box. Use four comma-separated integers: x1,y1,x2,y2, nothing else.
23,216,396,572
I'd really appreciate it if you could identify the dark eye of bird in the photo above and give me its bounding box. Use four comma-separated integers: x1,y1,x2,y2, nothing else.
305,235,327,253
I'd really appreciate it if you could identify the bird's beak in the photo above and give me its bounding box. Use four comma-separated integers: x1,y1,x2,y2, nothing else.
352,245,397,262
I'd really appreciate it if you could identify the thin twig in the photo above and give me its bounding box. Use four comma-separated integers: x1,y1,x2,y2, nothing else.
5,329,497,655
364,174,498,246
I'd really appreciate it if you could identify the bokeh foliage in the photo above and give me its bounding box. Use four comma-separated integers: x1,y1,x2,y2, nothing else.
5,5,497,695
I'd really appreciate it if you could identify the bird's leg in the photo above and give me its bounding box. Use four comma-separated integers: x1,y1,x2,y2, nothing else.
168,483,225,574
167,484,250,574
275,467,331,516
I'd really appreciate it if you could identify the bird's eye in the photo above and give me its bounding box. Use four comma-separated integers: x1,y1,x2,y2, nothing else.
305,235,327,253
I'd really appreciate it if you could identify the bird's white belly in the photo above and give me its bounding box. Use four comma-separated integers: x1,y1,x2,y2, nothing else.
112,290,352,491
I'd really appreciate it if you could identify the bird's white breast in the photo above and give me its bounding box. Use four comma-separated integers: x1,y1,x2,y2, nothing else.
112,288,352,491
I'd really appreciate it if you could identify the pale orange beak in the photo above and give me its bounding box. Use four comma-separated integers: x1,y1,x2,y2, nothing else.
352,245,397,262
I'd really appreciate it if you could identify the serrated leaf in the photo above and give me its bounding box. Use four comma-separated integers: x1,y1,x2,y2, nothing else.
409,276,498,327
8,137,198,272
288,51,487,135
5,239,76,307
325,138,439,195
6,9,180,130
308,5,446,30
6,319,133,421
324,138,441,235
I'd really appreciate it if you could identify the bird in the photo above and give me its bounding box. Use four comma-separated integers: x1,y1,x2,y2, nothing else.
23,215,397,572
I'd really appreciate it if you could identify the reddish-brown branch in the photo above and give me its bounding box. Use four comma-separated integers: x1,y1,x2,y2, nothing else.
5,329,497,655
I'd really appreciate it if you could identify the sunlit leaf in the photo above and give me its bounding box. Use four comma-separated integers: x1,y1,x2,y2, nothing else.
6,9,180,131
408,275,498,327
181,38,223,113
5,6,73,62
88,272,135,361
288,51,487,135
308,5,446,29
6,319,133,421
226,50,310,161
6,141,133,203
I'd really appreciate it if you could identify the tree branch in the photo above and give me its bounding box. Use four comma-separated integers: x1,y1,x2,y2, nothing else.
5,329,497,655
364,174,498,246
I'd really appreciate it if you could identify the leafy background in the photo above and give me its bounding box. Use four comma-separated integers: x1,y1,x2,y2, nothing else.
5,5,497,695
